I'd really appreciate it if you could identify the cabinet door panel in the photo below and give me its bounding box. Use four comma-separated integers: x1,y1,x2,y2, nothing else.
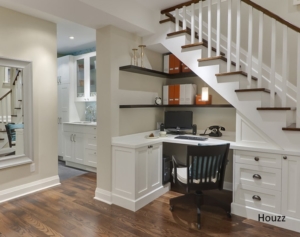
63,132,73,161
84,148,97,167
73,133,85,164
148,144,162,192
136,146,148,198
282,155,300,218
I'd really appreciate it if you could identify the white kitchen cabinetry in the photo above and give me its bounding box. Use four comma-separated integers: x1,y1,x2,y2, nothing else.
112,143,170,211
75,52,96,102
57,56,85,158
282,155,300,219
63,124,97,172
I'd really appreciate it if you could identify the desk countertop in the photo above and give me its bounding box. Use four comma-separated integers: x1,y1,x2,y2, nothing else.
112,130,300,156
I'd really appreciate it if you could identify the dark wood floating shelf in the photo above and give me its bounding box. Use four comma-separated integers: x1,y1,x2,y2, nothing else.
119,65,197,79
120,104,234,108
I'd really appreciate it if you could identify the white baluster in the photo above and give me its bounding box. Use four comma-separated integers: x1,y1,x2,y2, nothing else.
191,3,195,44
5,97,8,124
236,0,241,70
257,11,263,88
182,6,186,30
247,6,253,88
297,34,300,127
198,1,203,42
227,0,232,72
217,0,221,56
282,25,288,107
208,0,212,57
175,8,179,32
270,19,276,107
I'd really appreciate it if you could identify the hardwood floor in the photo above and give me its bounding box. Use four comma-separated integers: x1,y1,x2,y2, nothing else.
0,173,299,237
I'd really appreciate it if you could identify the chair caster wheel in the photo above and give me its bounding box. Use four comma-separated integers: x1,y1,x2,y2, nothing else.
226,212,232,218
169,205,174,212
197,223,201,229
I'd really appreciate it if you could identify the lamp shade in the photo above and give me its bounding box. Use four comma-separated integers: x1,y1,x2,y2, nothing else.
202,87,209,101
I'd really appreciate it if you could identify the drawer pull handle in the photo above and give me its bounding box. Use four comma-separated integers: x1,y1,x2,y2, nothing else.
253,174,262,180
148,145,153,149
94,137,96,139
254,157,259,161
283,156,287,160
252,195,261,201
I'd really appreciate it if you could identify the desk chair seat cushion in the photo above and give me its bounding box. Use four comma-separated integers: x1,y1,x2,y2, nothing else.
172,167,201,184
6,123,24,141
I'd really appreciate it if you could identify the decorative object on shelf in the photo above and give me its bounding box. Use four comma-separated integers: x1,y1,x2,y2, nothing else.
155,97,162,105
138,45,146,68
79,80,84,87
90,92,96,97
78,93,84,97
195,94,212,105
201,86,209,101
132,49,138,66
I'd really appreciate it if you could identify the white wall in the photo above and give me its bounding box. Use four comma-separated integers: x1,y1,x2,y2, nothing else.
0,7,57,189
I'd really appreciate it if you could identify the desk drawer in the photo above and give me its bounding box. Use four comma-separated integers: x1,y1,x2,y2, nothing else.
235,184,281,213
235,164,281,191
235,150,281,168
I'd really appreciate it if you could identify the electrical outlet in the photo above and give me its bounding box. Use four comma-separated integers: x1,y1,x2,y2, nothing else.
30,163,35,172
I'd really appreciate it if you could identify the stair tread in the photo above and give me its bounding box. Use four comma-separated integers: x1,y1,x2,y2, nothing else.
282,123,300,131
235,88,271,93
182,42,204,49
257,107,292,110
167,29,190,37
198,56,223,62
0,130,6,132
159,18,172,24
216,71,258,81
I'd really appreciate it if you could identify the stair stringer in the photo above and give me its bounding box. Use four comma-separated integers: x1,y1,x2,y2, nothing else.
143,24,300,152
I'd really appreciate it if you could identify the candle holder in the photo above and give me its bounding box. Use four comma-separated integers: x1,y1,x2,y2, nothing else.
138,45,146,68
132,49,138,66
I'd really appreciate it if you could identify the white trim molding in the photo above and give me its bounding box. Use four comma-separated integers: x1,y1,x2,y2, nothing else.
223,181,233,191
94,188,112,205
0,175,60,203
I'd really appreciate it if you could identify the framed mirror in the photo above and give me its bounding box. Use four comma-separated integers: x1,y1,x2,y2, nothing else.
0,57,33,169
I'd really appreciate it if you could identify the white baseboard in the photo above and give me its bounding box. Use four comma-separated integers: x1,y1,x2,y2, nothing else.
232,203,300,233
112,183,171,212
0,175,60,203
65,161,96,172
223,181,233,191
94,188,112,205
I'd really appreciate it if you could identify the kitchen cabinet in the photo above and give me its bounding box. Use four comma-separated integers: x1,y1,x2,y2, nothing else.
63,123,97,171
56,55,85,158
75,52,96,102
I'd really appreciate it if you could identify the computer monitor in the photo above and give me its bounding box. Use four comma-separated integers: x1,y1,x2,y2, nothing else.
164,111,193,131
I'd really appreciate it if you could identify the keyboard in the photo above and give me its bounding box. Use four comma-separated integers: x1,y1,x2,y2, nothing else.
174,135,208,141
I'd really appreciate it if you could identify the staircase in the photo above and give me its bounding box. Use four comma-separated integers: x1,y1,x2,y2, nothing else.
0,68,23,150
144,0,300,151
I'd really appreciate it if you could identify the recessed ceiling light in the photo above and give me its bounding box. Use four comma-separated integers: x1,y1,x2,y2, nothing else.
69,36,74,40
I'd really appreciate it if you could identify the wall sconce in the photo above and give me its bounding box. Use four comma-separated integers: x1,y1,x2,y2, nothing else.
201,87,209,101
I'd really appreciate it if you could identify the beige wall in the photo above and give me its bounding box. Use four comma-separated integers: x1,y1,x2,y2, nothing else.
0,7,57,189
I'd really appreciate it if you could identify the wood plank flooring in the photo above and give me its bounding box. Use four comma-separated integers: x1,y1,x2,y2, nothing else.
0,173,299,237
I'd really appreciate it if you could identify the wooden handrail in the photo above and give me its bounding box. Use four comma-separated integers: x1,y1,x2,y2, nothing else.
13,70,21,86
0,90,12,101
161,0,204,14
162,0,300,33
241,0,300,33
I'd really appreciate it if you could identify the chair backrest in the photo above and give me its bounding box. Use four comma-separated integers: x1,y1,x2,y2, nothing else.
187,143,230,191
5,123,24,148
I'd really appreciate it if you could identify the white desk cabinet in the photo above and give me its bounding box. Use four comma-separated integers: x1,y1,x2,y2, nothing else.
63,124,97,171
282,155,300,219
112,143,169,211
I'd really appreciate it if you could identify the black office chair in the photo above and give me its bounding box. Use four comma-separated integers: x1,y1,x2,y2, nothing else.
169,143,230,229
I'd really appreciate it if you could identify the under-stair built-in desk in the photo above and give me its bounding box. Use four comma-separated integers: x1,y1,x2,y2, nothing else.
111,130,300,233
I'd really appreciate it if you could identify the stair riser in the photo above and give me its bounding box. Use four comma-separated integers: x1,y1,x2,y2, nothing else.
216,74,257,90
258,110,295,127
236,92,270,107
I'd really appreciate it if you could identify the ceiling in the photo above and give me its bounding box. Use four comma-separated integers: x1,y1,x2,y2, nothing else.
0,0,183,54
